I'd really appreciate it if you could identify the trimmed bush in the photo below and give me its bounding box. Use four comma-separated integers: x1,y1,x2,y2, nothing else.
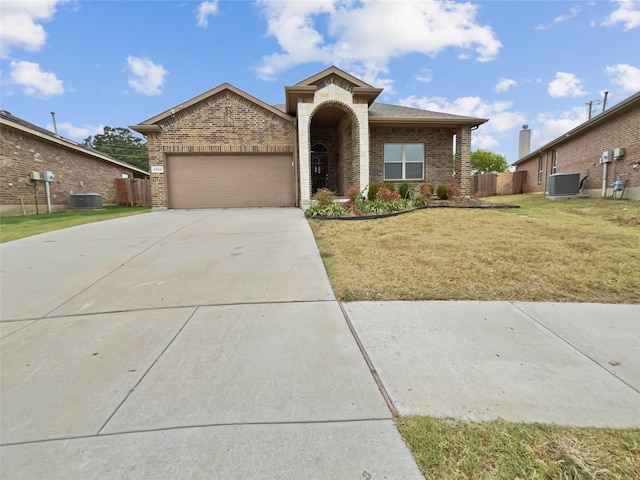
313,188,336,206
367,183,383,201
446,182,461,198
399,182,413,199
419,184,433,197
375,187,402,202
436,184,448,200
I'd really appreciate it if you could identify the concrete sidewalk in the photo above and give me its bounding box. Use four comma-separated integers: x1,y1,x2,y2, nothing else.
0,209,422,479
1,209,638,479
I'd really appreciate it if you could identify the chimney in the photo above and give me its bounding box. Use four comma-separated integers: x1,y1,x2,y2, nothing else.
518,125,531,159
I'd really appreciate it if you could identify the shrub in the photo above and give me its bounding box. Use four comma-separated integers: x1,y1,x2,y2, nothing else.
345,186,361,203
375,187,402,202
313,188,336,206
399,182,413,199
413,194,429,206
304,202,346,217
419,184,433,197
436,184,448,200
383,182,396,192
446,182,461,198
362,199,387,214
367,183,383,201
386,199,411,211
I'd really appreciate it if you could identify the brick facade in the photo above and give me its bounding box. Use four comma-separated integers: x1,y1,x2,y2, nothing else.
516,94,639,200
370,126,457,189
146,90,295,208
133,67,485,208
1,123,143,215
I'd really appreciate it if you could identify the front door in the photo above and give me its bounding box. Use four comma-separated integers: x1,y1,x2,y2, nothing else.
311,153,328,193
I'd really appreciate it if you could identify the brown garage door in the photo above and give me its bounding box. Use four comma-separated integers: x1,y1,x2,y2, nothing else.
167,154,296,208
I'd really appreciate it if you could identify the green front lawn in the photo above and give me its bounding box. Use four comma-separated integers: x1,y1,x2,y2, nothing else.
0,206,151,242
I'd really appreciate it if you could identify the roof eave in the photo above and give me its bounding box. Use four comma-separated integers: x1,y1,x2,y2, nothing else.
369,117,488,127
1,117,149,176
284,86,318,115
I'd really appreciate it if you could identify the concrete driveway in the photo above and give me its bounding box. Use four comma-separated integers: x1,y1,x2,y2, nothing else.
2,209,639,479
0,209,422,479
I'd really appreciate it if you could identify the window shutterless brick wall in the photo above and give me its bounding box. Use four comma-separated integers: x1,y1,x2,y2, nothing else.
516,106,639,198
146,91,296,208
370,127,457,188
1,125,139,215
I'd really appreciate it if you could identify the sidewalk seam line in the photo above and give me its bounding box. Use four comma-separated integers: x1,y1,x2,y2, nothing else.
337,301,399,417
2,418,392,447
96,306,200,435
42,215,213,318
510,302,640,395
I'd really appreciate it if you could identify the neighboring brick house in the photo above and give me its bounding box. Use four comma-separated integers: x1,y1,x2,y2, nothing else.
131,66,487,209
1,111,149,215
513,91,640,201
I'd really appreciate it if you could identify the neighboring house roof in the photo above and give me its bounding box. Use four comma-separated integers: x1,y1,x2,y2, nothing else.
131,83,294,134
513,91,640,165
0,110,149,176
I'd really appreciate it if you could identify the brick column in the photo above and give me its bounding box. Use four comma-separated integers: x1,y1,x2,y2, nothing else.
147,132,167,209
456,125,472,196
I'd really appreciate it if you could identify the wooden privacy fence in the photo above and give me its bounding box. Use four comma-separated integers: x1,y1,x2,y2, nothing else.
116,178,151,206
473,171,527,197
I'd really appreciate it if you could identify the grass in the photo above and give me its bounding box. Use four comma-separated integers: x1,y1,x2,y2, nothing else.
308,194,640,303
0,206,151,242
397,416,640,480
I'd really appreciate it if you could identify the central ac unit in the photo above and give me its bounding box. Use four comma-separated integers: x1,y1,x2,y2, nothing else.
548,172,580,195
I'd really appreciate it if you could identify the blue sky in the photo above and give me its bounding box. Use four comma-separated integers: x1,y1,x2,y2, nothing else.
1,0,639,164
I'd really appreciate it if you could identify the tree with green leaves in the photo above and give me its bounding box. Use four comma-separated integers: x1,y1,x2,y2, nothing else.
83,126,149,171
470,149,509,174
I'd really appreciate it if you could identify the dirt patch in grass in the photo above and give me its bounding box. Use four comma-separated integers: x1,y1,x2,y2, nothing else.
308,195,640,303
397,416,640,480
0,206,151,243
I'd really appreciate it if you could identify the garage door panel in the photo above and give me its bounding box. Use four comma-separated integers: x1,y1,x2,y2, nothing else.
167,155,295,208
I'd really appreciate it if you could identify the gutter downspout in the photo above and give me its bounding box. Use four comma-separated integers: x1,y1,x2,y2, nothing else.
602,161,608,198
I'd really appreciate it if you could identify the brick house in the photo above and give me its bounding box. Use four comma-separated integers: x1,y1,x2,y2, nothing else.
513,91,640,201
131,66,487,209
1,111,150,215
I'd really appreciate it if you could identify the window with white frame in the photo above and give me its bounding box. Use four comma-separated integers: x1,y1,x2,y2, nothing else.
537,156,543,184
384,144,424,180
551,149,557,174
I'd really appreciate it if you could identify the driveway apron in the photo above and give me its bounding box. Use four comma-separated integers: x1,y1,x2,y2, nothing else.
0,209,423,479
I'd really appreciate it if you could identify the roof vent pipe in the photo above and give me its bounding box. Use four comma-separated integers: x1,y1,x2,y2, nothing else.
50,112,59,136
602,92,609,113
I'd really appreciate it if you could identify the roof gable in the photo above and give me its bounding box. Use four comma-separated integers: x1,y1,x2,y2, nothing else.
294,66,374,89
132,83,294,133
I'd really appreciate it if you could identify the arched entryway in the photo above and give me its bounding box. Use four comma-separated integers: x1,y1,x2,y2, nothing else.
308,101,360,196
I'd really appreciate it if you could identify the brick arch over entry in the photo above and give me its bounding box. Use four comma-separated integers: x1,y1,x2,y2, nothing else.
308,100,361,196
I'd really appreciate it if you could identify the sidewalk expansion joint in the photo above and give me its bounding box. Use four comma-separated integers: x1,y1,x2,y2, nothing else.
96,306,199,435
510,302,640,395
4,299,337,323
337,301,399,418
1,418,392,447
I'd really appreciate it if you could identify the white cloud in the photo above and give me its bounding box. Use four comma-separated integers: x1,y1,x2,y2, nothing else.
196,1,218,28
554,5,581,24
0,0,66,57
603,0,640,30
416,68,432,83
48,122,104,140
399,95,525,153
605,63,640,91
533,107,585,149
9,60,64,98
535,5,581,30
495,78,517,93
255,0,501,82
126,56,168,95
548,72,586,98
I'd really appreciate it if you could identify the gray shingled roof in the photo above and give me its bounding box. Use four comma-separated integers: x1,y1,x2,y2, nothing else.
368,102,477,120
0,110,149,175
272,102,482,122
